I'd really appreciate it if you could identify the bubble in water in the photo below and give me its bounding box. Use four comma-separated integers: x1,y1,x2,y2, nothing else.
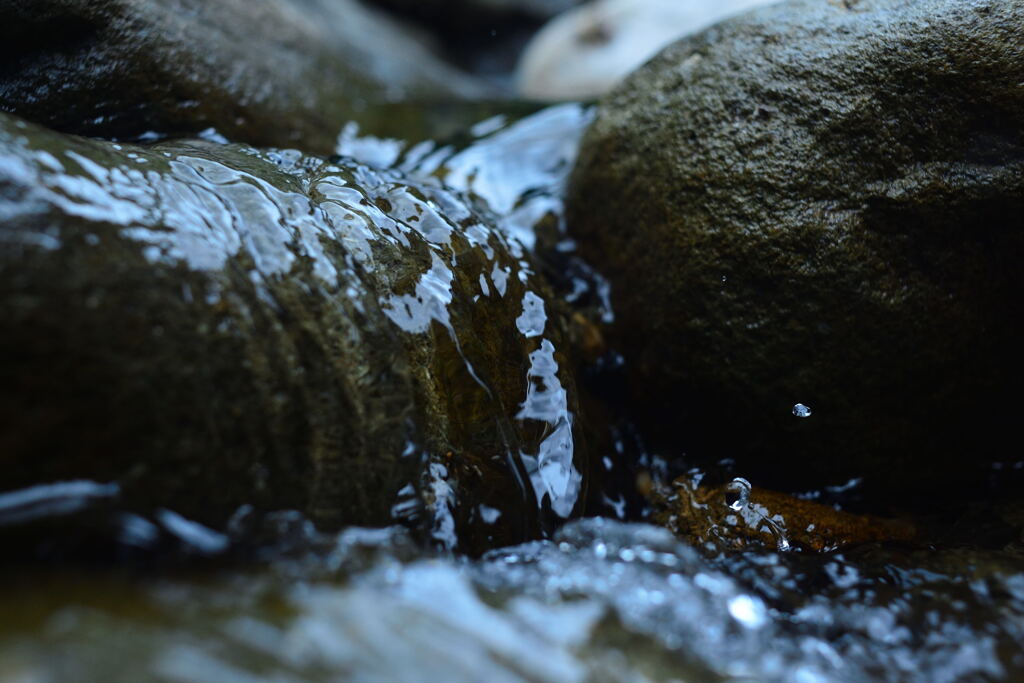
724,477,751,511
792,403,812,418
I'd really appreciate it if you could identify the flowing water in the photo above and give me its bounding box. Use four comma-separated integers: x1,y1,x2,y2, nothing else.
3,517,1023,682
2,106,1023,682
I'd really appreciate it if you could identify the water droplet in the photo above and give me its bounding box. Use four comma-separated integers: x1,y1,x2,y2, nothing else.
724,477,751,511
792,403,812,418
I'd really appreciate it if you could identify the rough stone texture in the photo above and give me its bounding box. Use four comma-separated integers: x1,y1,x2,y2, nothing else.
567,0,1024,504
0,0,492,155
0,112,586,552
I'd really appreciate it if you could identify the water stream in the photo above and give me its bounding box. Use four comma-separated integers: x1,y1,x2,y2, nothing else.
2,105,1023,681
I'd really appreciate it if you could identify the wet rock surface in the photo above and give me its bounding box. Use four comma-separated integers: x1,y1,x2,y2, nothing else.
0,0,492,154
567,0,1024,505
0,110,587,553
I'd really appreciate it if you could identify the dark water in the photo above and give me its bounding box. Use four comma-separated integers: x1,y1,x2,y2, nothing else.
2,106,1023,682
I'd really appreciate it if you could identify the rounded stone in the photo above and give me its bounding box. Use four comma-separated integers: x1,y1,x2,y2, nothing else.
567,0,1024,505
0,0,492,154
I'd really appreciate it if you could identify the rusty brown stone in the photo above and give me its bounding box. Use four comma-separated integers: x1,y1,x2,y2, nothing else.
651,478,916,552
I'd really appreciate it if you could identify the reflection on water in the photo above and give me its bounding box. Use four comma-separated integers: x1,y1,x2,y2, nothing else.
518,339,581,519
337,102,594,253
0,481,120,527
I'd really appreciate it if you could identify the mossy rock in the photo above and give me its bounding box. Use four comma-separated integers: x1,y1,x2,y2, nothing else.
0,112,587,553
567,0,1024,506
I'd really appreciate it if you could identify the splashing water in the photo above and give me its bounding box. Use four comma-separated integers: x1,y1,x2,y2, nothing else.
722,477,792,552
724,477,751,511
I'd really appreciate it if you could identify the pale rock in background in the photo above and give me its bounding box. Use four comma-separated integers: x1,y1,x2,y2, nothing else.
517,0,777,100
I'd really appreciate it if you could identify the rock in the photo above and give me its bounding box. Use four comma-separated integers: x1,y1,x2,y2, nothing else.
0,0,493,155
567,0,1024,505
0,111,588,553
516,0,777,100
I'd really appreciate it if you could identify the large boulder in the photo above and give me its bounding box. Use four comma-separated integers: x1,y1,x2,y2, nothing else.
0,111,587,553
567,0,1024,505
0,0,492,155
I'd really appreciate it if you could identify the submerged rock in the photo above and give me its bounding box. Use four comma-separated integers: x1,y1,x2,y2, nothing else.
516,0,777,100
0,111,587,553
0,0,492,154
567,0,1024,504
